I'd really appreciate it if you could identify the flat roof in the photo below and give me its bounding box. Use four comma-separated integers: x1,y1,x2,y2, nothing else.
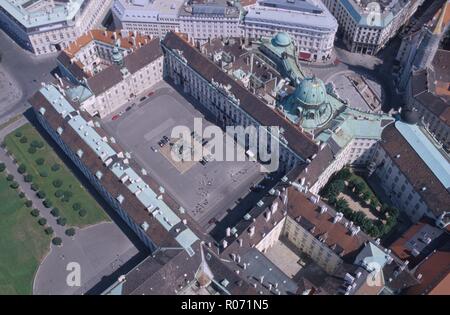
395,120,450,189
1,0,85,29
113,0,183,22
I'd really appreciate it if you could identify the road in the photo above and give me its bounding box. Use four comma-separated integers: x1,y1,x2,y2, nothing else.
0,30,57,125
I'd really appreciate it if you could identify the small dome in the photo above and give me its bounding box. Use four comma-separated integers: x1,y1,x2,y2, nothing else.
401,108,420,125
272,32,291,47
294,76,327,106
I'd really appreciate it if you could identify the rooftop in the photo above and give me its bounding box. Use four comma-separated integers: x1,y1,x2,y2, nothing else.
1,0,85,29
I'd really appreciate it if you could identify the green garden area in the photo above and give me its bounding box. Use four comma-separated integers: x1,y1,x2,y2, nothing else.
0,165,50,295
320,168,399,238
3,124,109,228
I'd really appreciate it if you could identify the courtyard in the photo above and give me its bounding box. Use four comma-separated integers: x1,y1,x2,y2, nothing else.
102,81,265,230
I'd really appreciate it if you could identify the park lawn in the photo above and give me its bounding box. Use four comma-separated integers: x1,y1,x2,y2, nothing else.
0,173,50,295
4,123,110,227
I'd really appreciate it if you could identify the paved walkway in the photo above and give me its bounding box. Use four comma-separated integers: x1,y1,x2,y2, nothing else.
0,118,139,295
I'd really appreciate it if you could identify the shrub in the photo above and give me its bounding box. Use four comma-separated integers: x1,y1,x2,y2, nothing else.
18,192,25,198
57,217,67,226
43,199,53,208
51,163,60,172
37,141,44,149
52,237,62,246
54,189,64,198
65,228,76,237
25,200,33,207
35,157,45,165
72,203,81,211
36,190,46,199
6,174,14,181
30,140,40,148
14,131,22,137
38,218,47,226
45,227,54,235
53,179,63,188
0,162,5,172
19,136,28,143
39,171,48,177
31,183,39,191
30,209,40,217
10,181,19,189
50,208,60,217
336,168,352,181
28,147,36,154
24,174,33,182
79,209,87,217
17,164,26,174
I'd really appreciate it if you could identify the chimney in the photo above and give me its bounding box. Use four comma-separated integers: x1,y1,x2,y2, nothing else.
222,239,228,249
243,263,247,270
248,226,255,237
238,238,243,247
226,227,231,237
260,275,264,284
236,255,241,263
265,211,271,222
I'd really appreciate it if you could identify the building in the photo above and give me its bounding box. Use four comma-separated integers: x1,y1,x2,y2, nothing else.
242,0,338,62
112,0,338,63
56,30,164,117
395,0,450,92
0,0,112,55
111,0,183,38
322,0,425,55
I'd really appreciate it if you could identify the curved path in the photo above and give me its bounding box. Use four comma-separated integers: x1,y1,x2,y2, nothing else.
33,221,139,295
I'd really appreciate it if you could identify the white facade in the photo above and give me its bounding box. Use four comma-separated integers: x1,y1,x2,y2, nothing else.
0,0,112,55
323,0,424,55
242,0,338,62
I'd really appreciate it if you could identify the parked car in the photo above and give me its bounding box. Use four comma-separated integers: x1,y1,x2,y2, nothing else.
158,140,164,147
126,106,132,111
140,96,146,102
112,115,120,121
151,146,158,152
148,91,154,96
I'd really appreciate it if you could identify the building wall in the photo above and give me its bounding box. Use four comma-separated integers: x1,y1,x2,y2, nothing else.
84,55,164,117
323,0,424,55
283,215,342,274
162,46,302,172
256,214,286,253
0,0,111,55
34,107,158,252
371,143,433,222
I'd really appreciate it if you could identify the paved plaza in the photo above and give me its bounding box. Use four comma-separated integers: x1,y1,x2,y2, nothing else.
102,82,264,229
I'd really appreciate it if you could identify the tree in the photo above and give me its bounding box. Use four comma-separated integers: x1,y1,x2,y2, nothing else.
10,181,19,189
14,131,22,138
65,228,76,237
45,227,54,235
57,217,67,226
31,183,39,191
79,209,87,217
362,190,371,203
35,157,45,165
72,203,81,211
43,199,53,208
40,171,48,177
336,168,352,181
36,190,46,199
17,163,26,174
18,192,25,198
28,147,37,154
0,162,5,172
19,136,28,144
52,237,62,246
25,200,33,208
335,197,349,212
50,208,60,217
6,174,14,181
24,174,33,182
53,179,63,188
54,190,64,198
354,181,366,196
38,218,47,226
30,209,40,217
51,163,60,172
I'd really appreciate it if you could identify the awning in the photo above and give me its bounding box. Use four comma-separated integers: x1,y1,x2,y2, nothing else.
299,51,311,61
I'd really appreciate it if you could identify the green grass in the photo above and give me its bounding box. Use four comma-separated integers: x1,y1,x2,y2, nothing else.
4,124,110,227
0,173,50,295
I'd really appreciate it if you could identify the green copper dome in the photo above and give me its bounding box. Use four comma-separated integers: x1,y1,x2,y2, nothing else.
294,76,327,106
272,32,291,47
